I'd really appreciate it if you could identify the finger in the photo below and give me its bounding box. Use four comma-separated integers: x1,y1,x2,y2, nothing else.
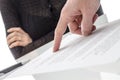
68,20,82,35
9,41,23,48
7,36,22,45
7,27,25,34
7,31,21,40
53,17,68,52
81,13,94,36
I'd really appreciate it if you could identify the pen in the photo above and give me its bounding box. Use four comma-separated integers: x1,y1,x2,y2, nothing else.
0,60,29,77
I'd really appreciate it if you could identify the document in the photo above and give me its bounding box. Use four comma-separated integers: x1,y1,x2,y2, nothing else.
6,19,120,78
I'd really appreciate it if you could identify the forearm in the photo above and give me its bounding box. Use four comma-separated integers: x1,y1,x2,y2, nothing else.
10,31,54,59
21,31,54,55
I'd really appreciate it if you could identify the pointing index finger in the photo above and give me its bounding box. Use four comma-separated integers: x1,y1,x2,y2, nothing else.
53,17,68,52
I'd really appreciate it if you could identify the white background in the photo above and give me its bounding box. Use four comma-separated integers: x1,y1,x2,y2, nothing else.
0,0,120,80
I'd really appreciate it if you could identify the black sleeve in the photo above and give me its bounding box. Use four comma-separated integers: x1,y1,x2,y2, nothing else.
0,0,24,59
0,0,21,30
0,0,54,59
20,31,54,58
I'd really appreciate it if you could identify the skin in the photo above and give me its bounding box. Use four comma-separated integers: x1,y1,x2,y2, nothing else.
7,27,32,48
53,0,100,52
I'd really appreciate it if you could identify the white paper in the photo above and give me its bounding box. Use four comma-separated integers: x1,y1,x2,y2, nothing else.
6,19,120,78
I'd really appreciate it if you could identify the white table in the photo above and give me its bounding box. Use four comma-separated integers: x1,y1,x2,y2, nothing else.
14,14,109,80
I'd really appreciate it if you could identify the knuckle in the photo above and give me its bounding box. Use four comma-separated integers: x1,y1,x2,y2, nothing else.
61,7,66,14
17,27,21,31
13,32,17,36
61,8,68,18
24,32,28,35
16,41,20,45
13,36,18,40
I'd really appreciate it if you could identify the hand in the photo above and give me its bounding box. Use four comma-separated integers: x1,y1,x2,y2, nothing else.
53,0,100,52
7,27,32,48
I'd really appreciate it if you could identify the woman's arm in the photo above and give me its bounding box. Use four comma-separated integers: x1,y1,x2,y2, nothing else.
7,27,54,59
0,0,53,59
0,0,24,59
7,27,32,48
0,0,54,59
21,31,54,58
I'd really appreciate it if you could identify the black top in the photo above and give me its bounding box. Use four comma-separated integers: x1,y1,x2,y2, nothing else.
0,0,103,59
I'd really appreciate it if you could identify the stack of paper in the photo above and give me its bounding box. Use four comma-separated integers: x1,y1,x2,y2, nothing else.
6,19,120,78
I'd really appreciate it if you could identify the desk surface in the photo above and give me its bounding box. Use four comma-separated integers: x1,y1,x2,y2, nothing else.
3,17,120,79
3,14,120,80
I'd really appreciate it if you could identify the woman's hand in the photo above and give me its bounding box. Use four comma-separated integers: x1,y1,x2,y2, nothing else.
7,27,32,48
